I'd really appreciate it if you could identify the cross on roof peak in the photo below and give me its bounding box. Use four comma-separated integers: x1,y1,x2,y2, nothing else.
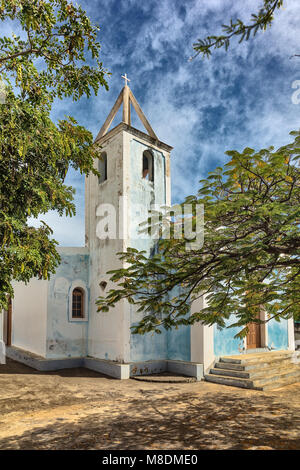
96,78,158,141
122,73,130,87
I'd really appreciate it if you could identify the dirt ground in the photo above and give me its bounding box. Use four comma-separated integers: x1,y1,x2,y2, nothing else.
0,358,299,450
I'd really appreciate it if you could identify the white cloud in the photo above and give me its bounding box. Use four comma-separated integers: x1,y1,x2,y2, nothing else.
23,0,300,245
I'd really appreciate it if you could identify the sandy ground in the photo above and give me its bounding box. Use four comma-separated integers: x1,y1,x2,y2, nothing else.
0,358,299,450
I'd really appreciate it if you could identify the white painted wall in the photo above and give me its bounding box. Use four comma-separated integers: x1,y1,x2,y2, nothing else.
190,295,215,371
11,279,48,357
288,317,295,351
86,125,172,363
0,310,3,342
46,247,89,359
87,128,131,362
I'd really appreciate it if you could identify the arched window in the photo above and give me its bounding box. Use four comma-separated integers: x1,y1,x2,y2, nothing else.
72,288,84,318
142,150,154,182
98,152,107,183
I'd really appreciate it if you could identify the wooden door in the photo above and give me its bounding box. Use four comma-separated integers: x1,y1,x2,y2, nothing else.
246,320,261,349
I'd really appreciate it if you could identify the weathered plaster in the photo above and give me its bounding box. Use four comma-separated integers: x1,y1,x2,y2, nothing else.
214,316,244,357
6,111,295,377
190,295,214,371
46,247,89,359
268,318,289,350
86,129,131,362
214,314,290,356
127,136,190,363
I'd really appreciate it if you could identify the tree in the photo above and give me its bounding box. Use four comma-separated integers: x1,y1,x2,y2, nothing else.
0,0,108,309
0,0,108,102
192,0,283,59
97,136,300,338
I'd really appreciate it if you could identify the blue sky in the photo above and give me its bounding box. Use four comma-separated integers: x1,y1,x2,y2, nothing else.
18,0,300,245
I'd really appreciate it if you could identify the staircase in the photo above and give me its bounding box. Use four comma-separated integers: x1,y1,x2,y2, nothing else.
205,350,300,391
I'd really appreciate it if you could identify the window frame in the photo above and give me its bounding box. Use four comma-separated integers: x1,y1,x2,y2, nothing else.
72,287,85,319
142,149,154,182
98,151,108,184
68,280,88,323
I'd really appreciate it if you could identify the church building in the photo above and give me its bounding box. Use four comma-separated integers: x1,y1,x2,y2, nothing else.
0,80,297,386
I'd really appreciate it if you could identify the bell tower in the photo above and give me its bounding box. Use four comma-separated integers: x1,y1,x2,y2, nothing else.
85,77,172,362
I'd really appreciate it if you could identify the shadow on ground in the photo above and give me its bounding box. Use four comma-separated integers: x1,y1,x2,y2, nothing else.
1,389,299,450
0,358,114,379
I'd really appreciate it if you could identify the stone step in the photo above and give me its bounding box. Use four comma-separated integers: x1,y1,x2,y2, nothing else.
215,362,245,371
212,363,300,380
206,350,300,390
249,363,300,380
244,357,299,371
215,357,296,372
253,367,300,387
220,351,299,365
261,374,300,391
204,373,259,390
210,368,251,379
205,370,300,391
219,357,246,365
205,368,300,390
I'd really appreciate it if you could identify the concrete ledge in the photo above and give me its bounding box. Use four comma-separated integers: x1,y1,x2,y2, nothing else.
5,347,130,379
130,360,166,377
6,346,84,371
130,360,203,381
167,360,203,381
5,347,203,381
84,357,130,380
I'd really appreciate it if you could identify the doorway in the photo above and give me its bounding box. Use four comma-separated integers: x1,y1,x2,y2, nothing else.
246,319,261,349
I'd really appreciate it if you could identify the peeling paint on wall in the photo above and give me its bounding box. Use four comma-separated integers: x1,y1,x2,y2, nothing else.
46,250,89,359
129,140,190,362
214,317,245,357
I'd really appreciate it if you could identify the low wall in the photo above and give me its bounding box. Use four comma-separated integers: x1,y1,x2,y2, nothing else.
5,346,203,381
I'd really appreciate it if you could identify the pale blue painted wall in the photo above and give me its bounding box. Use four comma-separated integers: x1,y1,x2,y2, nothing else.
214,316,243,356
46,252,89,358
129,139,168,361
130,322,190,362
130,324,168,362
167,325,190,361
268,318,288,350
214,315,289,356
166,285,190,361
129,140,190,362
